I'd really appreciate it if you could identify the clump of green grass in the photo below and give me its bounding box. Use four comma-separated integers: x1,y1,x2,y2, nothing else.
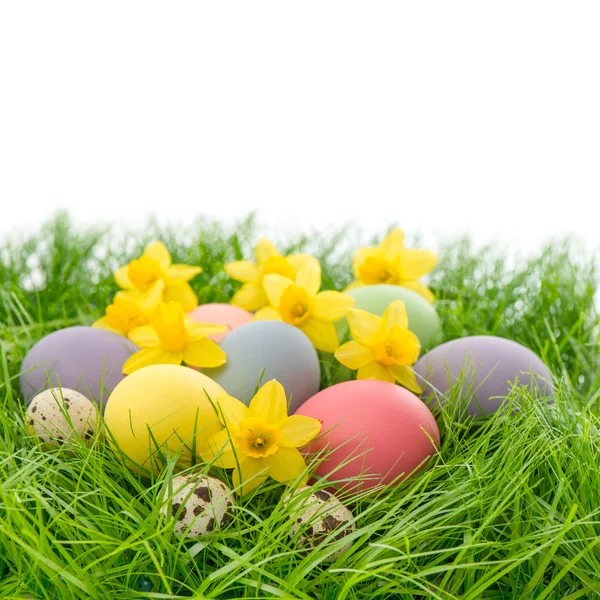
1,214,600,599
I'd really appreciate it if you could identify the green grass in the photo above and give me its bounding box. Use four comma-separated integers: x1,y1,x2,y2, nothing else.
1,213,600,599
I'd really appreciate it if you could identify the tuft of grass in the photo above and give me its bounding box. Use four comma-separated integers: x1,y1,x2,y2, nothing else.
1,213,600,599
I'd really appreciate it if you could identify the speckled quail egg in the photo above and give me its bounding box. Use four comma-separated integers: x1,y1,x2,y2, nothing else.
25,387,98,448
286,487,356,561
163,475,235,539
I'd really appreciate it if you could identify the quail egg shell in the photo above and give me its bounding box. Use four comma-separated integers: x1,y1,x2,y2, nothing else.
286,487,355,561
25,387,98,447
163,474,235,539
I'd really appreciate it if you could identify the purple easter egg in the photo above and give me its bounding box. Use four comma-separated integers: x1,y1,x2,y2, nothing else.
20,326,138,410
414,335,554,417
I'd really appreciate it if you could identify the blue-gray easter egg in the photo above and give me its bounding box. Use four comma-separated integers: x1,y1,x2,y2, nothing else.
203,321,320,413
20,326,138,410
414,335,554,417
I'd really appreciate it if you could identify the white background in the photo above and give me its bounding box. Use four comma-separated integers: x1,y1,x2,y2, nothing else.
1,2,599,252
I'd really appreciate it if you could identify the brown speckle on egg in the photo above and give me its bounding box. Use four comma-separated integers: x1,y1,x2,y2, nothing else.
194,486,211,502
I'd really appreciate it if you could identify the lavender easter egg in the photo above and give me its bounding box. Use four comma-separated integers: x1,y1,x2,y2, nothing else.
188,303,253,342
295,380,440,491
414,335,554,417
20,326,138,410
203,321,320,413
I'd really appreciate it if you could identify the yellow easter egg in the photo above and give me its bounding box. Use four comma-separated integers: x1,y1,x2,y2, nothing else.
104,364,225,474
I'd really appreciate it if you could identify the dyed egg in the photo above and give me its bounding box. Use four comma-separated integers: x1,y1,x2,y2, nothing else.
20,326,138,410
295,380,439,490
285,487,355,562
163,474,235,538
25,387,98,448
104,364,225,473
340,285,441,351
414,335,554,417
203,321,320,413
188,303,253,342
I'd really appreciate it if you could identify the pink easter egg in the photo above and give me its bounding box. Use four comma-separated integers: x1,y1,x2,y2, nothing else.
188,303,253,342
295,380,440,491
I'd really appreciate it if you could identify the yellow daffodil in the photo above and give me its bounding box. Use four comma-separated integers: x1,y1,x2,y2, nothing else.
334,300,422,393
225,238,313,312
122,301,227,374
253,256,354,352
200,380,321,495
115,241,202,311
350,228,438,303
93,281,164,336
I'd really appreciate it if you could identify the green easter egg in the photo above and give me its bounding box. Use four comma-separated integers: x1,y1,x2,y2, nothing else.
339,285,442,351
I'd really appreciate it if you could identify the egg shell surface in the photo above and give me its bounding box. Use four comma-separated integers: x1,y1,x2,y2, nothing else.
203,321,320,413
286,486,355,562
104,364,225,473
295,380,440,490
414,335,555,417
20,326,138,410
163,474,235,539
188,303,253,342
25,387,97,447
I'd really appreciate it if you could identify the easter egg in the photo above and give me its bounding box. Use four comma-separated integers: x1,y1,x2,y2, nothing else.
203,321,320,413
188,303,253,342
340,285,441,351
20,326,138,410
104,364,225,473
414,335,554,417
163,474,235,539
25,387,98,448
285,487,355,562
295,380,439,490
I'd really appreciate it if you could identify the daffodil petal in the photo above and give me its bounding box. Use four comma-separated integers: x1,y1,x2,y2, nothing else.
183,339,227,368
401,280,436,304
352,247,378,276
347,308,382,346
122,348,182,375
295,256,321,297
382,300,408,332
115,265,134,290
233,457,269,495
255,238,280,265
215,393,249,429
199,428,238,468
335,341,375,370
187,322,229,341
92,317,123,335
225,260,260,283
380,228,405,262
286,253,312,272
357,361,395,383
166,264,203,284
163,282,198,311
397,249,438,280
231,282,268,311
128,325,160,347
301,319,339,353
312,291,354,322
144,241,172,268
252,307,282,321
268,447,307,484
389,364,422,393
248,380,287,424
263,274,294,307
278,415,322,448
140,280,164,314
